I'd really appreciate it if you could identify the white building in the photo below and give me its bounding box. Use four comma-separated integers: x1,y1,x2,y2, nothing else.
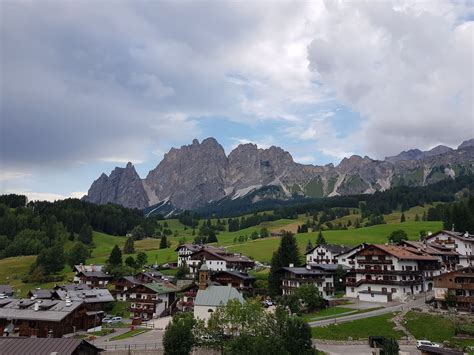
306,244,352,266
346,244,441,303
426,230,474,267
279,264,347,299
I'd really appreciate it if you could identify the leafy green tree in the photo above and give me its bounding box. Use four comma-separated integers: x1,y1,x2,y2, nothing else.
78,224,93,245
36,244,65,275
130,225,145,240
108,245,122,266
269,232,301,295
160,235,168,249
260,227,269,238
296,284,326,312
316,230,326,245
176,264,190,279
388,229,408,243
123,237,135,254
334,264,346,292
163,312,196,355
124,256,136,269
136,251,148,269
67,242,90,268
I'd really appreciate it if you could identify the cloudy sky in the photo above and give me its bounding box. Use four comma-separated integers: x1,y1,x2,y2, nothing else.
1,0,473,201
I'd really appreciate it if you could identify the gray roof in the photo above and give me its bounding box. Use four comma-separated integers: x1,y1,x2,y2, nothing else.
57,284,91,291
195,285,244,307
74,264,104,273
306,244,352,255
307,263,349,271
0,338,101,355
55,288,114,304
0,285,13,296
78,270,111,278
0,299,83,322
278,266,334,276
28,289,55,299
212,270,256,281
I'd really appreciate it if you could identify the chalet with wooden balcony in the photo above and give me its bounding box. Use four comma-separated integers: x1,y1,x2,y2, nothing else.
277,264,344,298
426,230,474,267
125,282,179,320
0,299,98,338
211,270,256,294
346,244,440,302
399,240,460,273
73,265,111,288
305,244,352,266
112,276,142,301
433,266,474,312
177,245,254,275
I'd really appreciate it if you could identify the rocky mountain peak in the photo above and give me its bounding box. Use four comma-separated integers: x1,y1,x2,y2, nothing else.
458,139,474,149
424,144,453,157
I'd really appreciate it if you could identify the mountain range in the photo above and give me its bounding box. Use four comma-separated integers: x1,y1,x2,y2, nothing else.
83,138,474,212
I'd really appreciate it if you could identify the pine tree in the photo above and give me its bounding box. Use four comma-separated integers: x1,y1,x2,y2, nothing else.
78,224,93,245
123,237,135,254
108,245,122,266
160,235,168,249
400,213,406,223
207,230,218,243
306,240,313,253
414,214,420,222
269,232,301,295
316,230,326,245
422,211,427,221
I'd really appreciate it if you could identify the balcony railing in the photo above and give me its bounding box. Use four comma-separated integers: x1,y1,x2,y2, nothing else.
357,260,393,265
130,307,155,314
353,269,420,275
346,279,422,287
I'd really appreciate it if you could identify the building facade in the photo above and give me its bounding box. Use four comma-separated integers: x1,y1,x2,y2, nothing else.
346,244,440,302
426,230,474,267
433,266,474,312
126,282,179,320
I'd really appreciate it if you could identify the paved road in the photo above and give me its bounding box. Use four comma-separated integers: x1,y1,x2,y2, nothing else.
309,294,429,327
93,329,164,351
314,342,420,355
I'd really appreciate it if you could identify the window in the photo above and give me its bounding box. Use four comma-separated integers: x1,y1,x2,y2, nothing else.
351,288,354,292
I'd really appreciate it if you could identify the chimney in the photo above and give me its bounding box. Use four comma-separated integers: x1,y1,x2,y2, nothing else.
306,264,311,270
34,301,41,311
465,232,469,238
289,263,294,268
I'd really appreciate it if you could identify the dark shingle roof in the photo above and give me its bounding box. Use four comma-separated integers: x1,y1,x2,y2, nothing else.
0,285,13,296
212,270,256,281
0,337,101,355
306,244,352,255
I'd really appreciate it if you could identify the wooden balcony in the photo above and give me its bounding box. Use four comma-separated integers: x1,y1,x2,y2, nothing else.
357,259,392,265
130,307,155,314
455,295,474,304
354,269,420,275
347,279,422,287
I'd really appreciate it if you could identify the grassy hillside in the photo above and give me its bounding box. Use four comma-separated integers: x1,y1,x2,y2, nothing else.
0,208,443,295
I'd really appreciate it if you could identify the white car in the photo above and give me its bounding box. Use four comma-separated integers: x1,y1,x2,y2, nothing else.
417,340,440,349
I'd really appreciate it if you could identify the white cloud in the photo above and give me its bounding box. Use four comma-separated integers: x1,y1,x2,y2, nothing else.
307,1,474,157
0,171,31,182
5,189,86,202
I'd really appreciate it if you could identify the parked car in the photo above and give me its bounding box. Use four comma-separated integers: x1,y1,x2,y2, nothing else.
103,316,122,324
417,340,440,349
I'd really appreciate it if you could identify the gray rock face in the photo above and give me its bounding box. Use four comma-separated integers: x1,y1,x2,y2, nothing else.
84,162,149,209
84,138,474,210
459,139,474,150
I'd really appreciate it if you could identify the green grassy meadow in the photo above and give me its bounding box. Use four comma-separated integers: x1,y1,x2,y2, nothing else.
404,311,474,348
0,205,443,295
311,313,404,340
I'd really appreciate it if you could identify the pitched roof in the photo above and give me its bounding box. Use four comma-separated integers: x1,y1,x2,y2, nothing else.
142,282,179,294
277,266,334,276
366,244,438,261
73,264,104,273
306,244,352,255
401,241,459,256
429,230,474,242
0,285,13,296
195,285,244,307
27,289,55,299
0,299,83,322
78,270,111,278
55,288,114,304
57,284,92,291
212,270,256,281
0,338,102,355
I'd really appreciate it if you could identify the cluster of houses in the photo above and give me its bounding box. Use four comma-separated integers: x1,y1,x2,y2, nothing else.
0,229,472,340
282,229,474,311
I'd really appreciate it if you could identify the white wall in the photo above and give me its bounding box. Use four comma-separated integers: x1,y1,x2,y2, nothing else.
194,305,216,322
